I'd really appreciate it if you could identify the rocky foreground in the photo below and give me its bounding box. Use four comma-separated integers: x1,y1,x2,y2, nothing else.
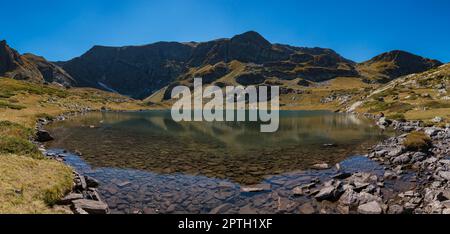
300,119,450,214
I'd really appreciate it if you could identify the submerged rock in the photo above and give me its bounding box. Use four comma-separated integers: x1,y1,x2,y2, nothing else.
311,163,331,170
85,176,100,188
241,184,271,193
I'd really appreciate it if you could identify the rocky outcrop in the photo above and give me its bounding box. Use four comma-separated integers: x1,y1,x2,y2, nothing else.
0,40,42,81
22,53,75,86
366,120,450,214
0,40,75,86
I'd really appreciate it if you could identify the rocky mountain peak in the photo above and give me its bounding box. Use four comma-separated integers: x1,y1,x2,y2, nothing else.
230,31,272,48
0,40,75,85
0,40,25,76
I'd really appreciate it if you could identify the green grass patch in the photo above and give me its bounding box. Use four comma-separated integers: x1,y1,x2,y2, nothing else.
363,100,390,113
0,121,33,139
421,101,450,109
386,102,414,113
371,89,398,100
0,101,26,110
0,78,68,99
364,101,413,113
0,136,41,159
387,113,406,121
403,131,432,152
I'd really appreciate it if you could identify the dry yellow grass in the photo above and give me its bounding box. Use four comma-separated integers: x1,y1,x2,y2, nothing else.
0,154,73,214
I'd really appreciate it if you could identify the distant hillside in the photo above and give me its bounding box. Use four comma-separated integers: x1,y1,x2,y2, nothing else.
60,31,358,99
2,33,444,101
0,40,75,87
357,50,442,83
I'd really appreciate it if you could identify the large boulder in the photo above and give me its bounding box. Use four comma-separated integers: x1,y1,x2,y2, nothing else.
357,201,383,214
35,130,54,142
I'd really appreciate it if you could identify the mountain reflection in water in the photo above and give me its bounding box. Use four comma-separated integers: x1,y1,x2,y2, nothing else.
46,110,391,185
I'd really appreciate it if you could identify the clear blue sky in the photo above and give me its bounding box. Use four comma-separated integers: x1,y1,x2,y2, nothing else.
1,0,449,62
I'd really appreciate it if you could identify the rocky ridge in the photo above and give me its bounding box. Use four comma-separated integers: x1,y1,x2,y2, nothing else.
0,40,75,86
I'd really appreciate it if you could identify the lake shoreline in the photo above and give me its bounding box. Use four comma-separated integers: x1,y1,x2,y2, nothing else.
37,110,449,214
35,110,110,214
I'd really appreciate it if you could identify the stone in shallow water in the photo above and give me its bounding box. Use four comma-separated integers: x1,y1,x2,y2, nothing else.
240,184,271,193
311,163,331,170
117,181,132,187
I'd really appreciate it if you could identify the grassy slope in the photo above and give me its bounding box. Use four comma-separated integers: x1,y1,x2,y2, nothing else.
146,60,376,111
0,77,147,213
354,64,450,124
147,62,449,125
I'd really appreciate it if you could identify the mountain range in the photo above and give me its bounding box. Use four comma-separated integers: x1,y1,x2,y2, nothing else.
0,31,443,100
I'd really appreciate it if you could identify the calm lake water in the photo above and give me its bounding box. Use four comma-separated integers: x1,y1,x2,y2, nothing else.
46,110,395,214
